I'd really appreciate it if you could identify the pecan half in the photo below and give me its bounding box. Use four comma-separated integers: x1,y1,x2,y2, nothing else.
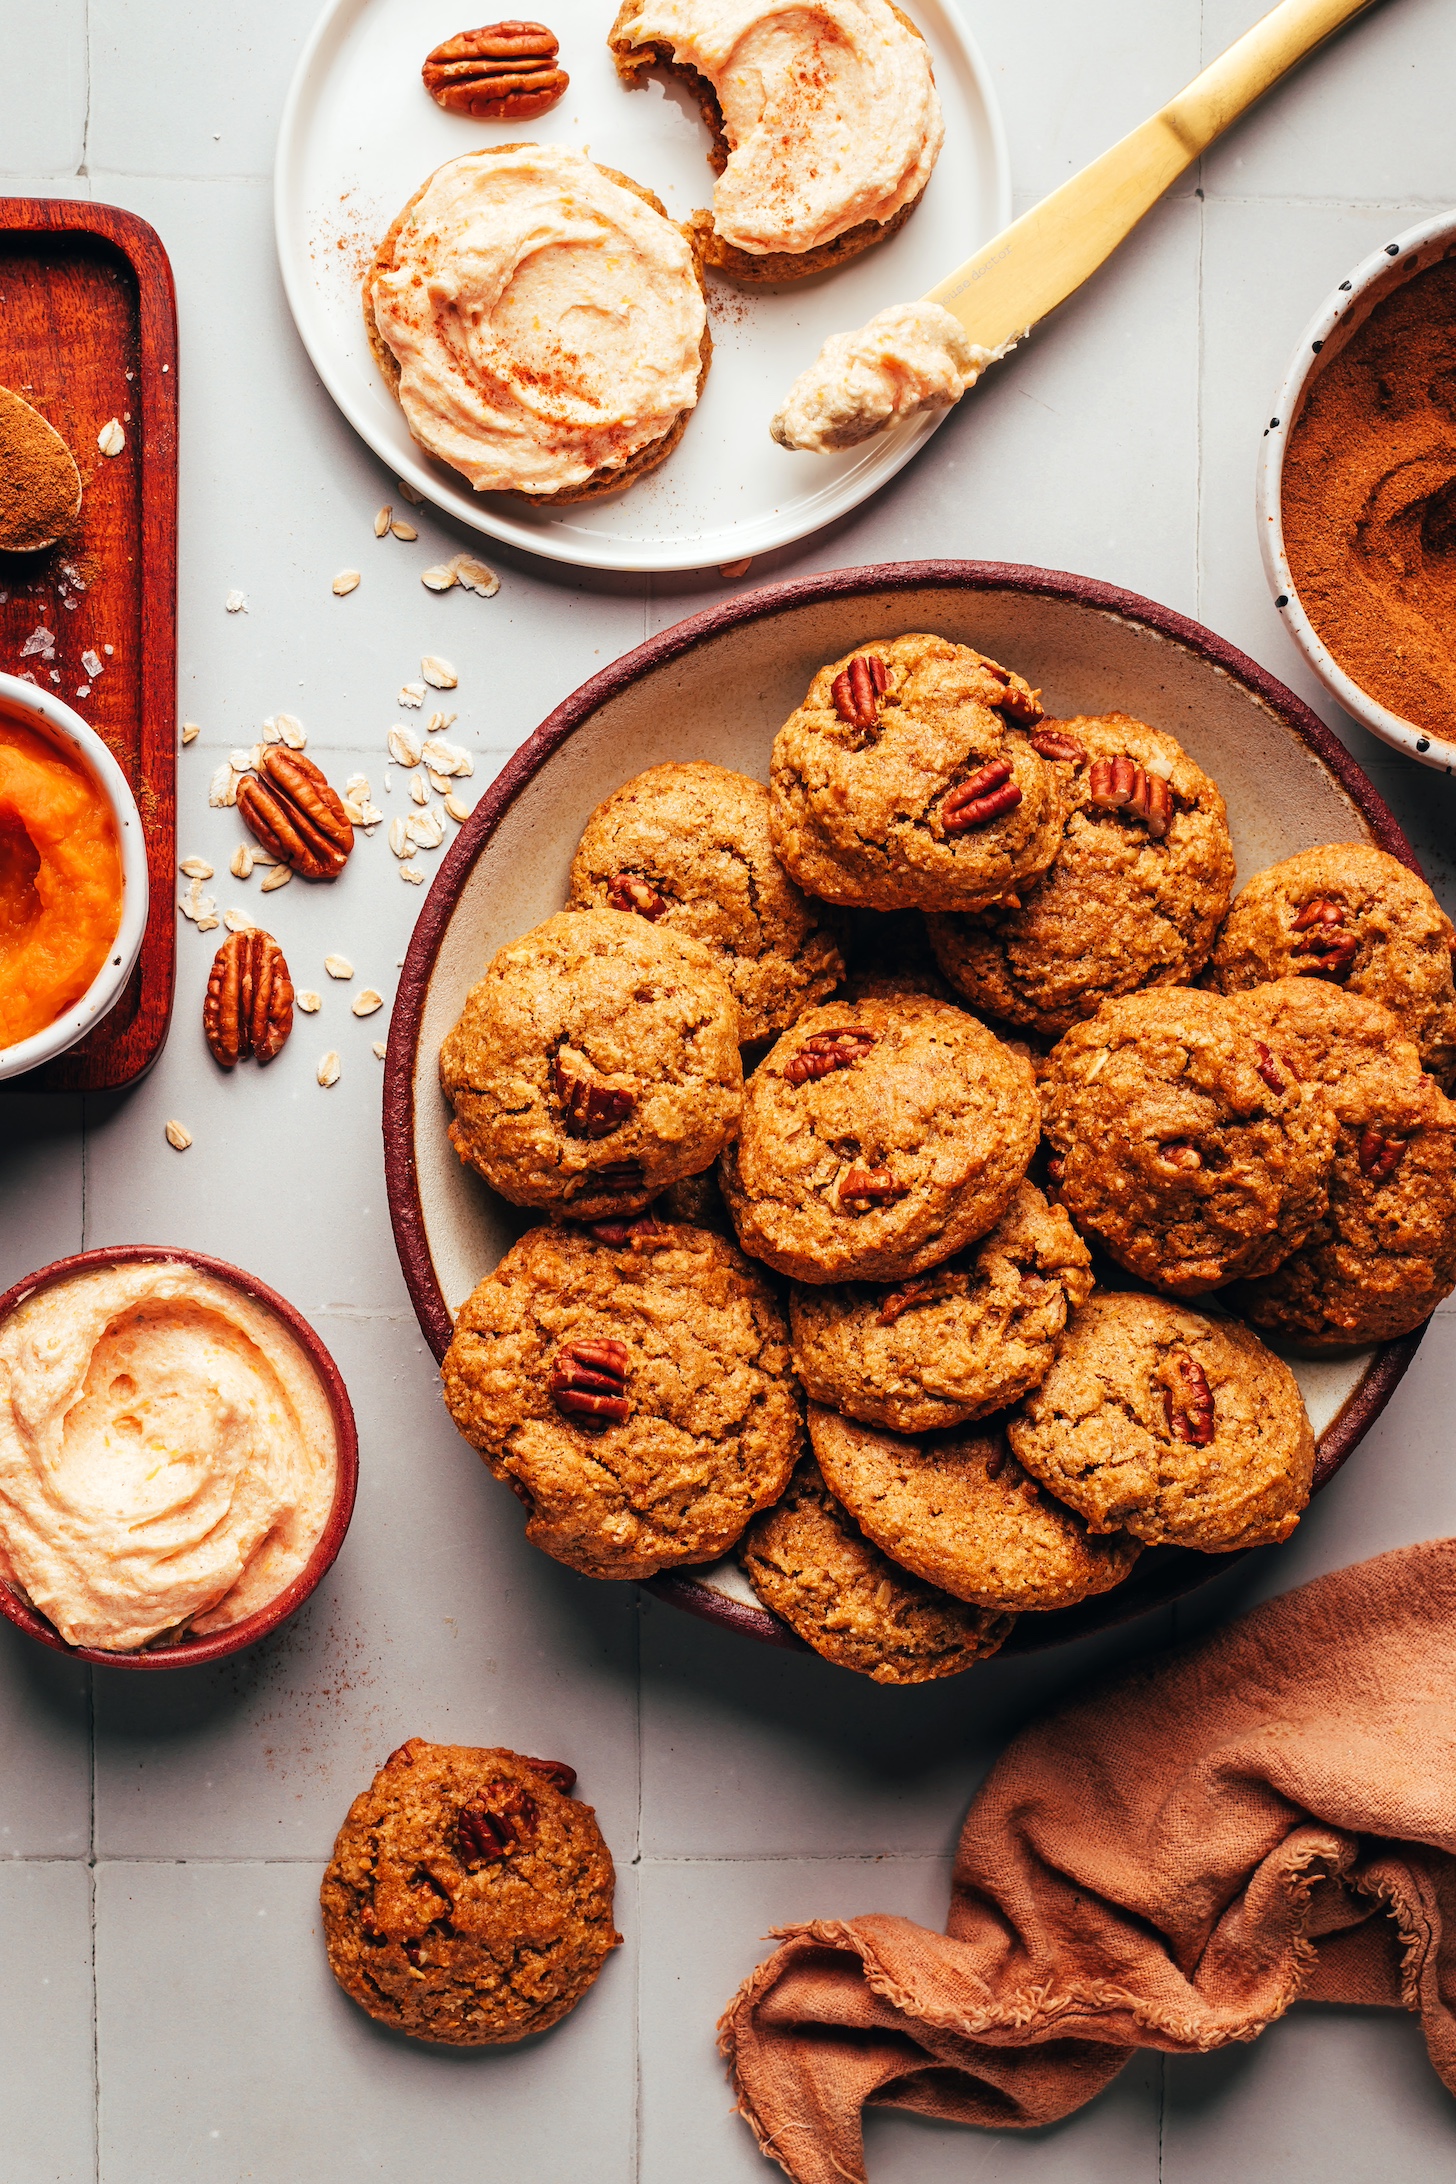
1163,1352,1215,1446
1253,1040,1287,1093
593,1159,646,1192
236,749,353,880
1357,1127,1406,1180
941,759,1023,833
554,1053,634,1139
549,1337,630,1425
1290,897,1357,980
1029,727,1087,763
1088,756,1172,836
876,1272,957,1324
1127,767,1173,839
203,928,293,1067
457,1780,539,1865
606,871,667,920
839,1164,906,1206
831,653,889,733
422,21,569,119
783,1027,877,1085
585,1212,670,1250
521,1757,576,1793
1160,1138,1203,1171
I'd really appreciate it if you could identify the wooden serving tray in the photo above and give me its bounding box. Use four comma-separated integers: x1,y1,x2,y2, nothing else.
0,198,177,1091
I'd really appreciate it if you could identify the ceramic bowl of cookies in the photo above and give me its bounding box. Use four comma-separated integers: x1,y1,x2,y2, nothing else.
385,561,1449,1674
0,1244,359,1669
1257,207,1456,775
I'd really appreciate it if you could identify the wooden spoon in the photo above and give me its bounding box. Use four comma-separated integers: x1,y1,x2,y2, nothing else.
0,386,83,553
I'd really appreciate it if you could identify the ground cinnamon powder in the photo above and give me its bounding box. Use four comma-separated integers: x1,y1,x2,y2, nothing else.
0,386,83,553
1281,254,1456,747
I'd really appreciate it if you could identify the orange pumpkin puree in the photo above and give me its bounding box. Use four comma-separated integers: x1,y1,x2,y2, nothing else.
0,717,123,1049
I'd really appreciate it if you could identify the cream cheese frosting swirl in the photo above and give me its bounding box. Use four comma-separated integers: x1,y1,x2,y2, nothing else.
0,1261,337,1651
367,146,708,498
618,0,943,255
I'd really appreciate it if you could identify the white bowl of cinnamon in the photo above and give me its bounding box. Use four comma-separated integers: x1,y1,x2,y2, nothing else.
1258,208,1456,776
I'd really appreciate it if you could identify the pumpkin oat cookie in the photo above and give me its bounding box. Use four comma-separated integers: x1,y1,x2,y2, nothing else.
1009,1291,1314,1552
768,634,1063,914
321,1739,619,2045
739,1458,1014,1683
808,1403,1139,1614
789,1181,1092,1433
441,1222,801,1578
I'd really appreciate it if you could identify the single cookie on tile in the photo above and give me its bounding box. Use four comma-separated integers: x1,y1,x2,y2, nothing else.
321,1739,618,2045
439,908,742,1222
768,633,1064,913
808,1402,1139,1613
441,1222,802,1578
927,714,1235,1036
1008,1290,1314,1552
566,762,843,1043
1207,842,1456,1091
1039,987,1337,1296
1229,980,1456,1347
789,1180,1093,1433
720,995,1039,1284
739,1457,1014,1682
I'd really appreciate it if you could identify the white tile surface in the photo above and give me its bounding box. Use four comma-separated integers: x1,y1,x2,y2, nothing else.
3,0,1456,2175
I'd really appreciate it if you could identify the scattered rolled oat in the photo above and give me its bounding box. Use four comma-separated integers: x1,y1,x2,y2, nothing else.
260,716,282,744
195,915,220,932
421,736,472,777
406,806,445,851
390,519,419,542
97,418,126,456
399,861,425,884
353,989,384,1017
230,747,255,775
398,682,425,708
421,564,457,592
164,1119,192,1150
372,1040,387,1059
230,844,254,879
325,954,354,980
445,791,470,822
427,710,457,733
425,768,452,797
225,590,247,613
223,908,251,933
179,876,217,924
448,553,499,597
397,478,424,505
260,863,293,893
421,655,458,689
276,713,306,749
297,989,322,1013
409,771,428,806
387,816,411,860
181,722,201,745
374,504,392,537
344,772,371,801
387,724,422,767
332,569,361,596
317,1051,341,1088
179,856,214,881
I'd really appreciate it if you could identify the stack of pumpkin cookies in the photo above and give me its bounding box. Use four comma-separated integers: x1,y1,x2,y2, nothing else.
436,634,1456,1684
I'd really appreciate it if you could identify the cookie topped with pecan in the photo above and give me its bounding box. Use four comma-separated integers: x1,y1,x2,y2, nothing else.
439,908,742,1221
1008,1290,1314,1552
321,1738,618,2045
566,761,842,1043
719,995,1039,1285
789,1180,1092,1434
1228,980,1456,1348
1039,988,1337,1297
927,713,1234,1036
768,633,1064,914
1208,841,1456,1091
441,1221,802,1577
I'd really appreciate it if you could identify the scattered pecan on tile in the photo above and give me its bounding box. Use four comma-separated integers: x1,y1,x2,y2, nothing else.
203,928,294,1067
236,749,354,879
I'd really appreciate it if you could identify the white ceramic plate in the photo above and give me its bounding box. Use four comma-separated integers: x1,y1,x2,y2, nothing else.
274,0,1009,573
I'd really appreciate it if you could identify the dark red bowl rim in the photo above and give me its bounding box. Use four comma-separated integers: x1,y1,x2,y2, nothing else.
0,1244,360,1669
383,557,1426,1656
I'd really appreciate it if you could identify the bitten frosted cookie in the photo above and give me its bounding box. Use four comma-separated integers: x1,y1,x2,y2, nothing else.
1208,842,1456,1091
439,909,742,1223
321,1739,618,2044
566,762,843,1043
789,1181,1092,1433
739,1458,1013,1682
1009,1290,1314,1552
808,1403,1139,1613
441,1222,801,1578
928,714,1235,1035
768,634,1062,914
1039,988,1336,1296
720,995,1039,1284
1230,981,1456,1347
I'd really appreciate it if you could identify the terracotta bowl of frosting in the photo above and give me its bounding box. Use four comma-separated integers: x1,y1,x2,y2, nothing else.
383,560,1427,1659
1258,207,1456,776
0,1245,359,1670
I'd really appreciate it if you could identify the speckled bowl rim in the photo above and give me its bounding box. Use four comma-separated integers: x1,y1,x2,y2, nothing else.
1257,208,1456,776
383,557,1426,1658
0,1245,360,1670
